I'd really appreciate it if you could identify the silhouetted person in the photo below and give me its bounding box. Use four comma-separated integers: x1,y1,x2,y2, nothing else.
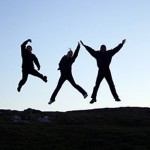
48,42,88,104
17,39,47,92
80,39,126,104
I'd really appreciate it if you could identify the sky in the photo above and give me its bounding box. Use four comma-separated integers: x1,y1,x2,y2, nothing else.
0,0,150,112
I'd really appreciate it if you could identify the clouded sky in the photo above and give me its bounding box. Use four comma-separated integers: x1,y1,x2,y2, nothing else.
0,0,150,111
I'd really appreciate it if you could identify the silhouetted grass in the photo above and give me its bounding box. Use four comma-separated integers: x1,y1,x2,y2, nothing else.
0,107,150,150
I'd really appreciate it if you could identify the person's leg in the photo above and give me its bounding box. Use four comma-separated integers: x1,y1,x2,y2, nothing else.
105,69,120,101
90,70,104,103
17,70,28,92
48,75,66,104
29,69,47,82
68,74,88,98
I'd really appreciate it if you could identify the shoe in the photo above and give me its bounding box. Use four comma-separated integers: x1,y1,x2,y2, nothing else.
43,76,47,82
17,86,21,92
90,98,97,104
83,93,88,99
48,99,55,105
115,97,121,102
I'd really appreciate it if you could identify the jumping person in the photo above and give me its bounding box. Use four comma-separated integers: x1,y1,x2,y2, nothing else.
80,39,126,104
17,39,47,92
48,42,88,104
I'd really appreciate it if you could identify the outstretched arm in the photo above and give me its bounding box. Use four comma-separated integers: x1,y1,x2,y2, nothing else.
72,42,80,62
80,40,97,58
111,39,126,55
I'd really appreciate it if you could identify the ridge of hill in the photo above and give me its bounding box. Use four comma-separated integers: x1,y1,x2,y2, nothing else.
0,107,150,150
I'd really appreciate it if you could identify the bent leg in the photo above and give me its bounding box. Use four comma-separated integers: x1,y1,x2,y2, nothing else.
29,69,47,82
68,75,87,96
105,70,119,99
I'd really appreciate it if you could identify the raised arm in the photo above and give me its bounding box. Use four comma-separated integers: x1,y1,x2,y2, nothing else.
21,39,32,49
80,40,97,58
72,42,80,62
21,39,32,56
111,39,126,55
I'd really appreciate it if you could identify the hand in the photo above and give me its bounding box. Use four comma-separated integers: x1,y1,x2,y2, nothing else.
28,39,32,43
122,39,126,44
78,42,80,48
80,40,84,46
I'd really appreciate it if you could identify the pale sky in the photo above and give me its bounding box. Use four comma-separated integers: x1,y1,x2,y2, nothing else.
0,0,150,111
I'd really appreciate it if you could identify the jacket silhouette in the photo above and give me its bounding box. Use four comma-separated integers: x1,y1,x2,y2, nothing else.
81,39,126,104
17,39,47,92
58,45,79,74
48,42,88,104
21,44,40,70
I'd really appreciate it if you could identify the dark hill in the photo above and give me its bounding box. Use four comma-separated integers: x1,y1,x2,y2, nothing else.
0,107,150,150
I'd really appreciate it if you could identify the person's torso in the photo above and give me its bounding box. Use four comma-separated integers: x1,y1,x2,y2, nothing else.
96,51,113,69
22,50,34,69
59,56,73,74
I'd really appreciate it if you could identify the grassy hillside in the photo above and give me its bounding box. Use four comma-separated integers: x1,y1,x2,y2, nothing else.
0,107,150,150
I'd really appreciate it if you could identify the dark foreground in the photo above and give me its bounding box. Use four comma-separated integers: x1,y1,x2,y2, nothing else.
0,107,150,150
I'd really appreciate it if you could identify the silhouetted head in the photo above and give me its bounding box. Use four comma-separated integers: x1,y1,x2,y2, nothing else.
27,45,32,53
67,49,73,58
100,45,106,52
